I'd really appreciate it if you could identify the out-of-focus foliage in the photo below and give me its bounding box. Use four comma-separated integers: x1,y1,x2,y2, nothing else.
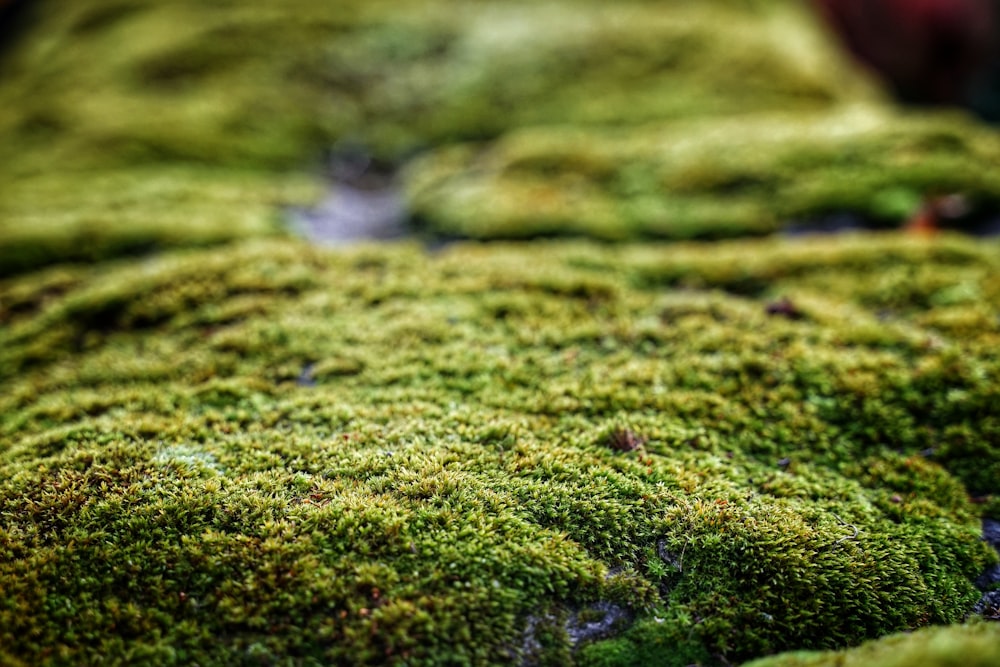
1,0,999,273
743,622,1000,667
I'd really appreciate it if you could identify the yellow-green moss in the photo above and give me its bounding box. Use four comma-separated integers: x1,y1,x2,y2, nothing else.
741,622,1000,667
2,1,999,663
404,106,1000,240
0,168,318,277
0,0,861,177
3,0,1000,273
1,234,998,665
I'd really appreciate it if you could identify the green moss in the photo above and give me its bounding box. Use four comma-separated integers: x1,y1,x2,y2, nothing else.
3,0,1000,272
1,234,998,664
405,106,1000,240
0,168,318,277
742,622,1000,667
2,1,999,663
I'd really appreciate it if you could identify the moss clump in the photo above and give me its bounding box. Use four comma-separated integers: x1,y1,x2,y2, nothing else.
741,622,1000,667
3,3,1000,663
404,105,1000,240
0,168,318,278
3,0,1000,273
0,0,866,177
1,234,997,664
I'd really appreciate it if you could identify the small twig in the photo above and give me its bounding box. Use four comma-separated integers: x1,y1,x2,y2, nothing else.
833,513,859,544
686,614,707,642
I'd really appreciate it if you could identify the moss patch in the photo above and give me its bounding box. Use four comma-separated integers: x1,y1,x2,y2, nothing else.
2,234,998,664
3,0,1000,273
3,1,1000,663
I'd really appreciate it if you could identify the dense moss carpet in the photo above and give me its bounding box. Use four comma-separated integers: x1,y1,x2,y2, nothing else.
3,0,1000,274
2,235,999,665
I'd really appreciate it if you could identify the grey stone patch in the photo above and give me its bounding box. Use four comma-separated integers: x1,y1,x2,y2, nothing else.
982,519,1000,550
971,590,1000,620
296,362,317,387
977,564,1000,591
153,444,224,476
655,539,687,598
971,518,1000,620
519,601,633,665
518,612,559,666
657,538,684,572
977,519,1000,591
288,180,407,244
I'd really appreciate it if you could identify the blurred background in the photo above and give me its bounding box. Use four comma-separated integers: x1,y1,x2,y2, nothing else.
1,0,998,276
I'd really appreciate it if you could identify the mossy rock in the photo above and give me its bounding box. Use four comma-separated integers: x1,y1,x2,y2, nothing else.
3,0,1000,274
404,105,1000,240
741,622,1000,667
0,168,318,278
0,0,863,176
2,233,998,664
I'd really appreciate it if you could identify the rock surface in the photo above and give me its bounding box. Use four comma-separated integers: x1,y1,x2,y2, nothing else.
3,0,1000,273
2,2,999,665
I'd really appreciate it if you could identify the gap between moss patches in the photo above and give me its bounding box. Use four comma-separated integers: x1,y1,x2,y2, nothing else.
287,146,409,244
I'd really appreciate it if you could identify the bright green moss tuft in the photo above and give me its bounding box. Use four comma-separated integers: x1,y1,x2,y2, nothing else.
0,168,318,278
1,234,998,664
404,106,1000,240
2,4,1000,664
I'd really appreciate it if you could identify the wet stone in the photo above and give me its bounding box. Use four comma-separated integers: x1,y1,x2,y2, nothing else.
565,602,632,646
296,362,317,387
289,181,408,244
289,150,408,244
976,564,1000,591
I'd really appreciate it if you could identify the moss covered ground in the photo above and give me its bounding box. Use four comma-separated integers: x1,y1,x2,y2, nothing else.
2,0,1000,664
2,235,999,665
